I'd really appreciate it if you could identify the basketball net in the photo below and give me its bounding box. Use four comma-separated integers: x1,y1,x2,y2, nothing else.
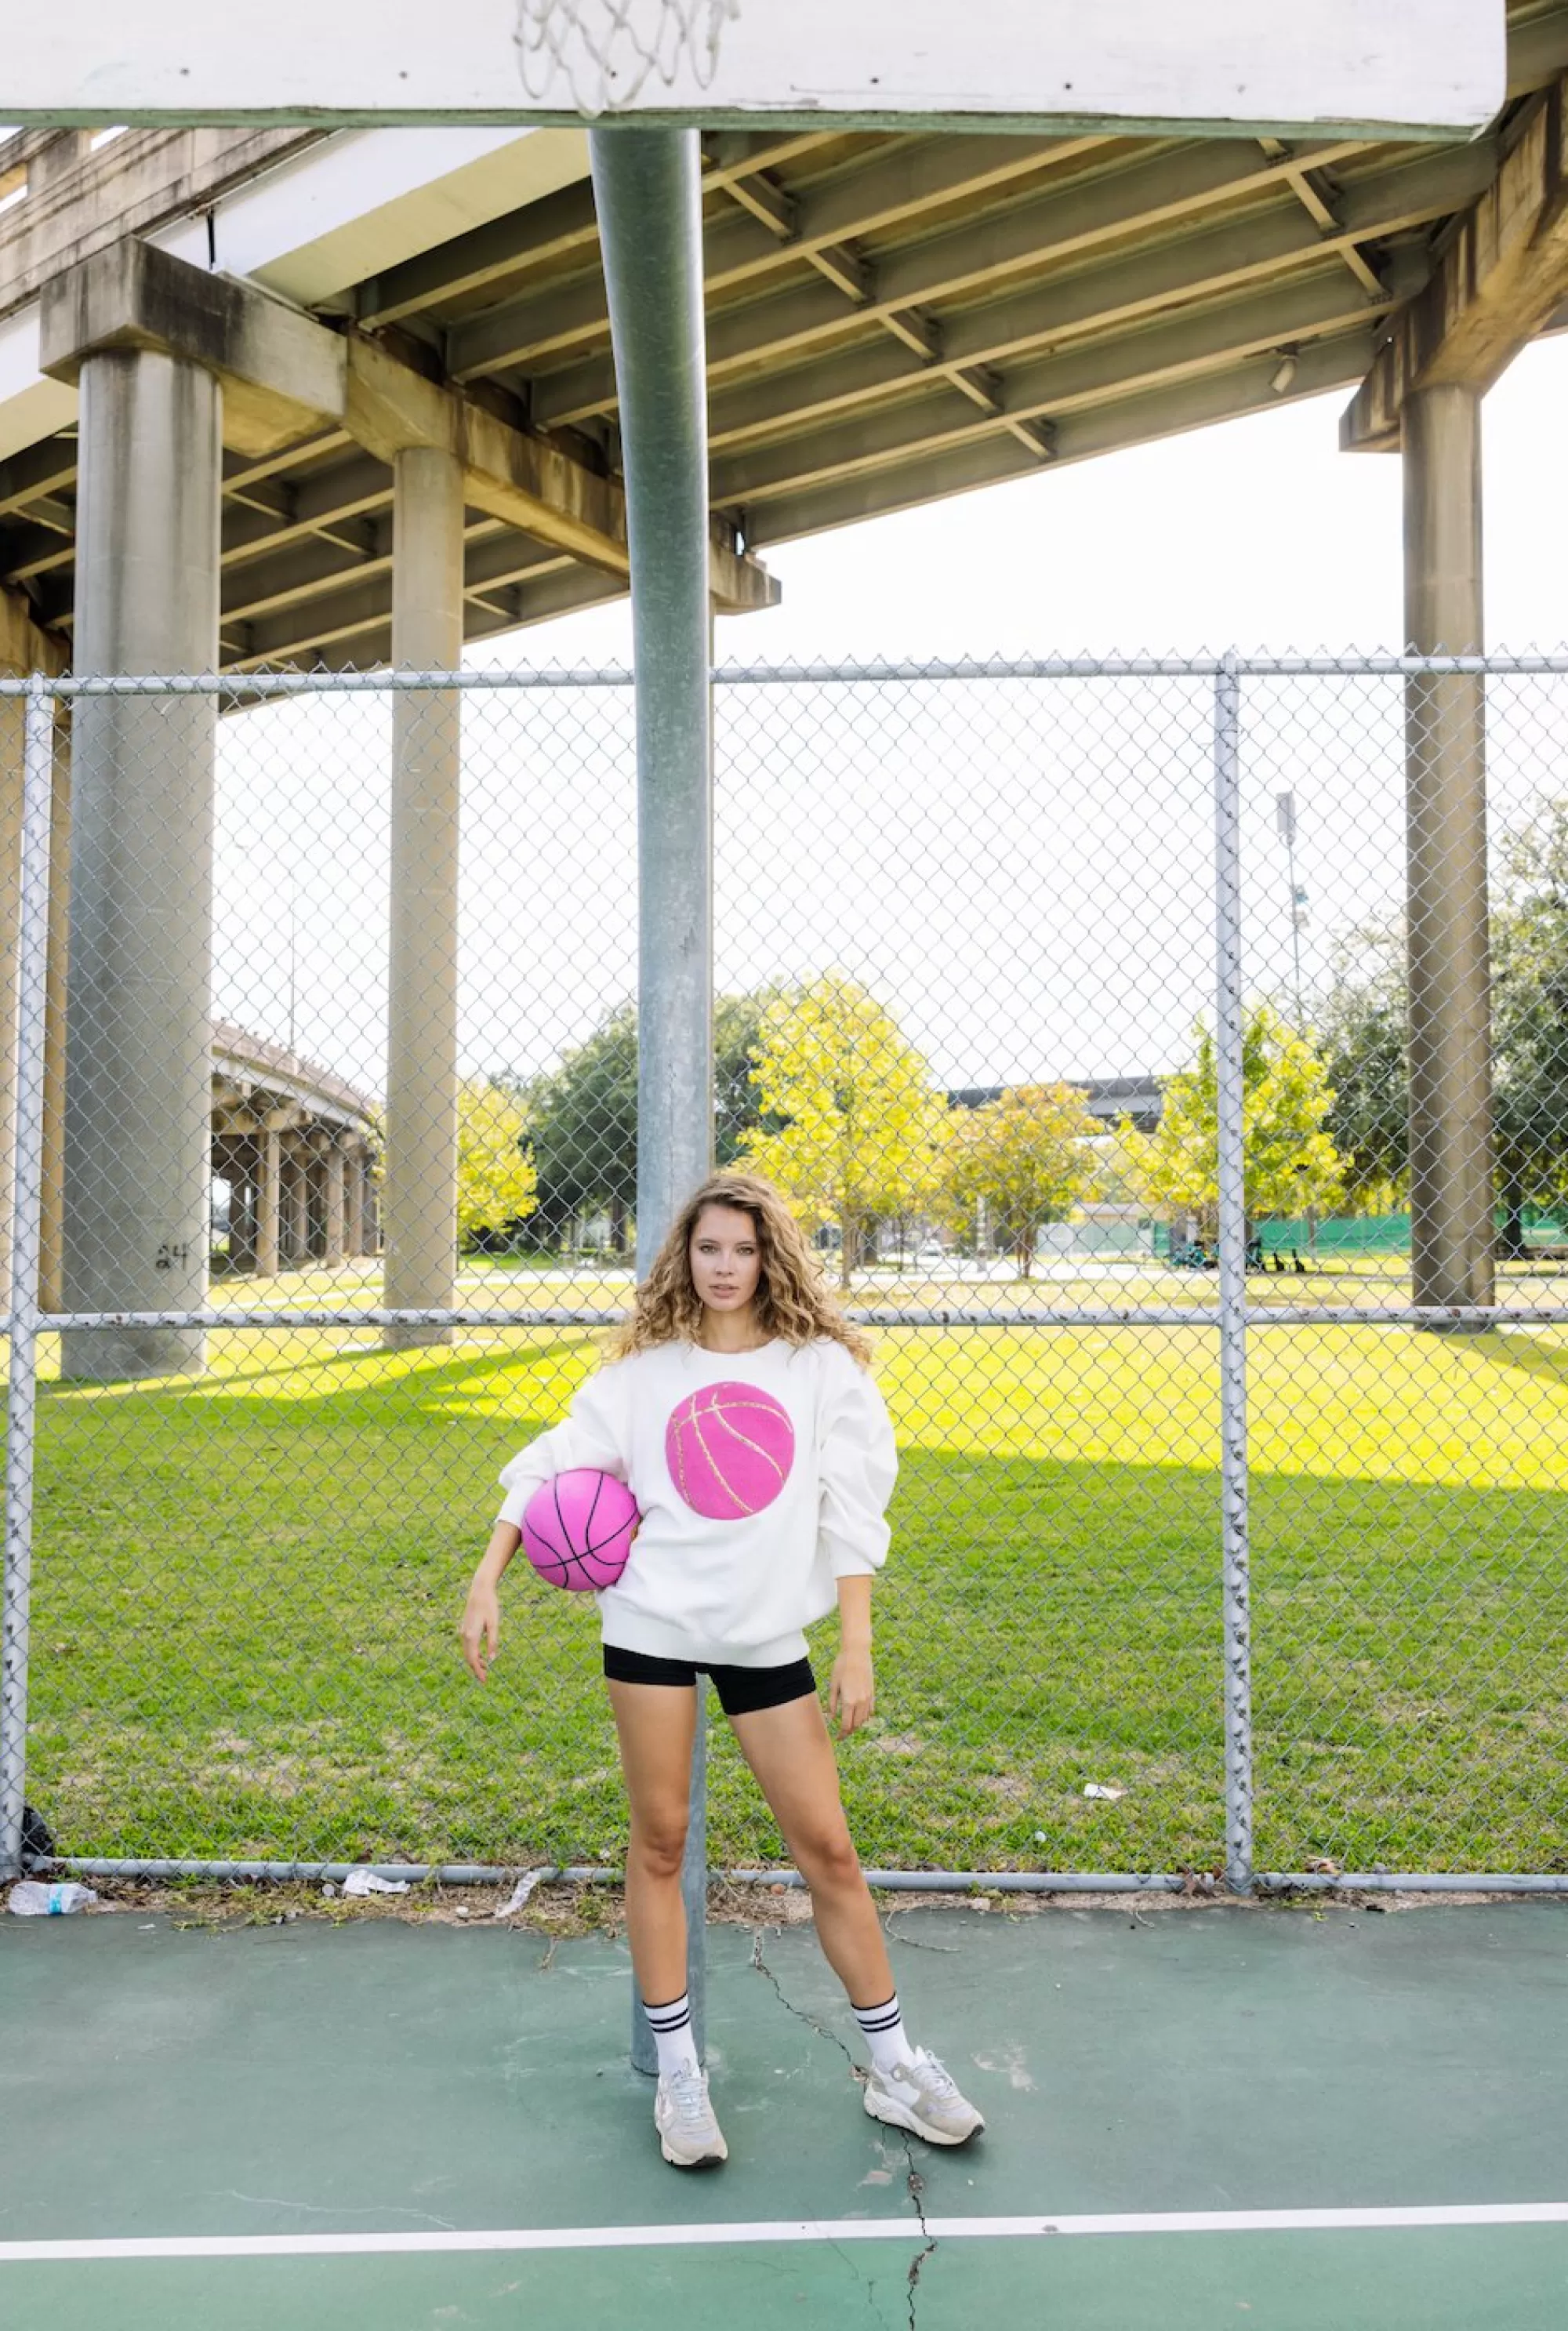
515,0,740,114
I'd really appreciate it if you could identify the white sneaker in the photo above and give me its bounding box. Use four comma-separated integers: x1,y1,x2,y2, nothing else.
655,2064,729,2168
863,2046,985,2147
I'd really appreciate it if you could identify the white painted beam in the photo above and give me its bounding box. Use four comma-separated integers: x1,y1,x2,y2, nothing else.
0,304,76,463
0,0,1505,136
149,126,589,309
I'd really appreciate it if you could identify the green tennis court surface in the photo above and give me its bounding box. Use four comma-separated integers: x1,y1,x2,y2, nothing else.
4,1901,1566,2328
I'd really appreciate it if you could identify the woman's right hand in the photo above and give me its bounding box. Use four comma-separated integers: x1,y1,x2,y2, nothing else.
460,1578,501,1683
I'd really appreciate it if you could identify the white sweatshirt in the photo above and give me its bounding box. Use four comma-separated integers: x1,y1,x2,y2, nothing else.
496,1336,897,1666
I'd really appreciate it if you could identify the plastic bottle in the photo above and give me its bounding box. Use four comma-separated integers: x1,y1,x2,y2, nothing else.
7,1879,98,1915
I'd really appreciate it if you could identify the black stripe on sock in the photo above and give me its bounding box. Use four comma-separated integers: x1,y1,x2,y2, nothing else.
644,1998,692,2031
854,1996,902,2031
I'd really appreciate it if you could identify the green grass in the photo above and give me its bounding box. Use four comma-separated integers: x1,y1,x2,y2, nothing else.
20,1319,1568,1874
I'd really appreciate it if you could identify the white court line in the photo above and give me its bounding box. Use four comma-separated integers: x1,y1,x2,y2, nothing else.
5,2205,1568,2263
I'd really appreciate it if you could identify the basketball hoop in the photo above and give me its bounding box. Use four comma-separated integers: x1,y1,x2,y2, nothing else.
515,0,740,115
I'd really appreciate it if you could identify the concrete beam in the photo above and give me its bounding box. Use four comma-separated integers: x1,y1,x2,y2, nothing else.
352,133,836,325
535,140,1499,428
745,324,1377,546
450,136,1372,384
0,436,79,522
39,238,346,458
699,152,1497,454
439,131,1094,372
710,269,1383,509
32,237,776,618
0,578,67,674
343,333,775,613
1343,76,1568,450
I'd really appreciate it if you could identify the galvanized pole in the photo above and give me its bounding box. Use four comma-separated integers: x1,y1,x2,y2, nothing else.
1214,652,1254,1893
1,679,59,1878
590,126,715,2075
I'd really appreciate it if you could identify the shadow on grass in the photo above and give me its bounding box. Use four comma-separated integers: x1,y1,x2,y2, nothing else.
1465,1327,1568,1392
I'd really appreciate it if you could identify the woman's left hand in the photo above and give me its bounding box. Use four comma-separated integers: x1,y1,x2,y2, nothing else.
828,1647,875,1739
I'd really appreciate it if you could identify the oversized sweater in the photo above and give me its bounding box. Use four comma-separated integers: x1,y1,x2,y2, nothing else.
496,1337,897,1666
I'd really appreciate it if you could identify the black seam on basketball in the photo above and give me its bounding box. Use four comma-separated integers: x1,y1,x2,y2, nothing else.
584,1469,605,1541
551,1478,573,1550
584,1508,635,1559
527,1510,571,1564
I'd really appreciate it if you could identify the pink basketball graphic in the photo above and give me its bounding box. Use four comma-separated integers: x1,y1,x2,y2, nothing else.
665,1382,796,1520
521,1469,641,1592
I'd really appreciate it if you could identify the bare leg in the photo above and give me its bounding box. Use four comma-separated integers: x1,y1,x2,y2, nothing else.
606,1679,697,2006
728,1691,895,2009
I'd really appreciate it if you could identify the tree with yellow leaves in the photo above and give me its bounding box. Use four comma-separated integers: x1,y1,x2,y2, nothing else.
1111,1004,1345,1245
739,977,949,1287
938,1083,1102,1278
456,1077,539,1247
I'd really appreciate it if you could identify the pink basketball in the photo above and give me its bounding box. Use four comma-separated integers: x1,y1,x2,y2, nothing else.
521,1469,641,1592
665,1382,796,1520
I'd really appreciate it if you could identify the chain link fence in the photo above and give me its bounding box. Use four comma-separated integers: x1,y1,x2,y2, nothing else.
1,653,1565,1887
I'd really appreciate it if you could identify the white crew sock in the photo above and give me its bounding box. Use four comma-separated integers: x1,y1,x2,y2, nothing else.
644,1992,700,2079
853,1992,912,2074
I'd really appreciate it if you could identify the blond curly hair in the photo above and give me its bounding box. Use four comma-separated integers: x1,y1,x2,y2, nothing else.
605,1172,873,1367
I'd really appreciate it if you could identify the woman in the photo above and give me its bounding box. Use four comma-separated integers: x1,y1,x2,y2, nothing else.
461,1171,983,2168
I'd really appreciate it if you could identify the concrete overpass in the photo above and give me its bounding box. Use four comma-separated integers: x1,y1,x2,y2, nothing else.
0,7,1563,666
211,1022,378,1279
2,1,1565,1371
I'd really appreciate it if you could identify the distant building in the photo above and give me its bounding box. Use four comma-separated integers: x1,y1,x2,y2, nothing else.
946,1076,1163,1135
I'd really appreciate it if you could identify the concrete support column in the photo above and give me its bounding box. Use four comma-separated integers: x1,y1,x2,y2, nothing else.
1403,383,1495,1314
343,1141,365,1258
282,1138,309,1268
256,1116,283,1279
61,347,220,1378
361,1152,380,1254
39,717,71,1315
0,688,23,1314
383,444,463,1349
228,1144,259,1273
324,1138,346,1265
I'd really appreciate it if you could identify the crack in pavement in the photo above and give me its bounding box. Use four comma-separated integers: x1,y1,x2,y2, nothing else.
901,2152,938,2331
208,2189,458,2231
749,1925,939,2331
749,1924,860,2071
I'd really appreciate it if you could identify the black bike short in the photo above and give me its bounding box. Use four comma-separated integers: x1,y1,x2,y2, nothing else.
603,1643,816,1716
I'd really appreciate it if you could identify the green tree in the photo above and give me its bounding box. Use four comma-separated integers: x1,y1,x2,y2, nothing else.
1112,1004,1346,1244
1316,801,1568,1254
456,1078,538,1246
1318,916,1410,1207
937,1084,1102,1279
739,977,949,1287
524,990,778,1252
525,1005,638,1251
1492,801,1568,1252
715,989,777,1166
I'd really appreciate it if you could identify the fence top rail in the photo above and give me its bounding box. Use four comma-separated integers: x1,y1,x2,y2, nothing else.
9,1304,1565,1334
6,652,1568,698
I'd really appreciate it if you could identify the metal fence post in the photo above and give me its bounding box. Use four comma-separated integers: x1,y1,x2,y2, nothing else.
1,677,60,1879
1214,651,1254,1893
590,127,715,2075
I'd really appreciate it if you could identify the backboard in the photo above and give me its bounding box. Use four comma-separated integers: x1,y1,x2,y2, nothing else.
0,0,1506,137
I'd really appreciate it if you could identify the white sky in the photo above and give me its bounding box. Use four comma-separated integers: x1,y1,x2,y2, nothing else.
214,339,1568,1101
